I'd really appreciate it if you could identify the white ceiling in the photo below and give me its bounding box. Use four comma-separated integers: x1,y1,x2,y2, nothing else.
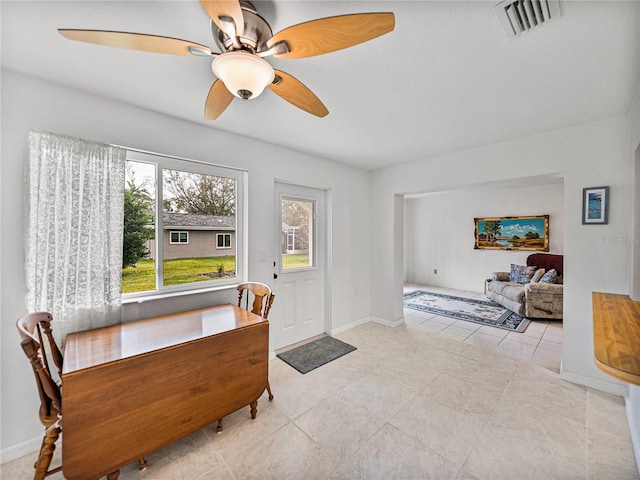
2,1,640,170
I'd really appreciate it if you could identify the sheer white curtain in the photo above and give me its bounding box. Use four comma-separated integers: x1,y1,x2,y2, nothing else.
26,131,127,344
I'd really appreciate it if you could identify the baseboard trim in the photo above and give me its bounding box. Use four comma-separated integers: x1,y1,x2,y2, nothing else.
370,315,404,328
328,315,404,335
1,435,40,464
329,316,371,336
559,369,626,396
625,392,640,476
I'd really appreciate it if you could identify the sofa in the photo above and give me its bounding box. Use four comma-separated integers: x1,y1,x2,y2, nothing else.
486,253,563,319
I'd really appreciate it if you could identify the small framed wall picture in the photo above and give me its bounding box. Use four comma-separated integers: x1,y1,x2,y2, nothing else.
582,186,609,225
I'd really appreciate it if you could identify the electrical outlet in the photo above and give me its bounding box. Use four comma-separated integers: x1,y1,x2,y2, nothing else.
433,269,438,274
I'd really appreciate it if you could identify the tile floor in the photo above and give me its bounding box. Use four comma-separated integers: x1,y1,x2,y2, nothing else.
402,284,565,370
2,284,638,479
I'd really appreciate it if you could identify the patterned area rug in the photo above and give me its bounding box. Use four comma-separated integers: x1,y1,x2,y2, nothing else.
403,290,530,332
277,336,357,374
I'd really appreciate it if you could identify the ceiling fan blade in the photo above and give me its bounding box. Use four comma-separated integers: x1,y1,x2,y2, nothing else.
205,79,234,120
267,12,395,59
199,0,244,36
58,29,211,56
268,70,328,118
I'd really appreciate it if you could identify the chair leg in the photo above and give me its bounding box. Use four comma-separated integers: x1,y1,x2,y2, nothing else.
216,418,223,432
33,435,47,469
137,457,147,470
106,470,120,480
33,421,60,480
266,380,274,401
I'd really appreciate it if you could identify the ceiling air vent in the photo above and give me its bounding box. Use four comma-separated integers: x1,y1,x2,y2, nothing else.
495,0,561,37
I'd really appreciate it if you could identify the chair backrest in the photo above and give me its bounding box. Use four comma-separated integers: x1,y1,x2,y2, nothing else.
17,312,63,427
527,253,564,276
237,282,275,319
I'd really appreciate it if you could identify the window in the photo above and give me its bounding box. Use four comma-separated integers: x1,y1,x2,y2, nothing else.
122,151,245,297
281,197,315,270
216,233,231,249
170,231,189,244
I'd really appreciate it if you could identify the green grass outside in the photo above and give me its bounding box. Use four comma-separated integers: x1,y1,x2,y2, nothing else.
122,253,311,294
122,259,155,293
281,253,310,269
122,256,236,294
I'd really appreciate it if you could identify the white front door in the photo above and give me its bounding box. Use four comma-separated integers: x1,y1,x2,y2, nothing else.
272,181,327,349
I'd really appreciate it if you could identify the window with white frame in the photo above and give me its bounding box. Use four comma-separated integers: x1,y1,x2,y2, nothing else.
170,231,189,244
122,150,245,297
216,233,231,249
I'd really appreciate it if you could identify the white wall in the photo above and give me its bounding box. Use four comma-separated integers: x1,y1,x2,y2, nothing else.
0,69,372,459
405,181,564,291
631,78,640,302
371,114,632,395
627,78,640,471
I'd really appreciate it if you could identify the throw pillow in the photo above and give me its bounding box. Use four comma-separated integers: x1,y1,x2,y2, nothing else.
540,269,558,284
492,272,510,281
509,264,537,284
530,268,546,283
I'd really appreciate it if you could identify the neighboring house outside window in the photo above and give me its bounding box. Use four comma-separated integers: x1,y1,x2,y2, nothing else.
281,222,310,254
170,231,189,244
217,233,232,249
146,213,237,260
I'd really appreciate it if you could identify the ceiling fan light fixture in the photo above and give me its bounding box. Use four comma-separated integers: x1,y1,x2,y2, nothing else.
59,3,395,118
212,51,274,100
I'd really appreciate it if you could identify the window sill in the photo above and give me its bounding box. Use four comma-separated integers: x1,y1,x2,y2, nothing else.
122,283,239,304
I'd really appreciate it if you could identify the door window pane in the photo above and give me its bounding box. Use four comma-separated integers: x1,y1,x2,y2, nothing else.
281,198,314,270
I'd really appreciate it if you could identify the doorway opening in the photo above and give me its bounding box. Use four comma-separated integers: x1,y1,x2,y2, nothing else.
401,174,565,368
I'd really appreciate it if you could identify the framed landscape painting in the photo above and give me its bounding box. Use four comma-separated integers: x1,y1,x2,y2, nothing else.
474,215,549,251
582,186,609,225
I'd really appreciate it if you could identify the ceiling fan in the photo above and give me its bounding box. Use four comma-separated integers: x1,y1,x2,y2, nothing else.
58,1,395,119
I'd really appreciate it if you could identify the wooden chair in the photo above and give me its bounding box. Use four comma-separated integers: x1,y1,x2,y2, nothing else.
237,282,275,321
17,312,147,480
216,282,275,433
237,281,275,400
17,312,64,480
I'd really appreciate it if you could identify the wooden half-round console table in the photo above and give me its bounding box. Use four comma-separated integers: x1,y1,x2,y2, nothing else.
592,292,640,386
